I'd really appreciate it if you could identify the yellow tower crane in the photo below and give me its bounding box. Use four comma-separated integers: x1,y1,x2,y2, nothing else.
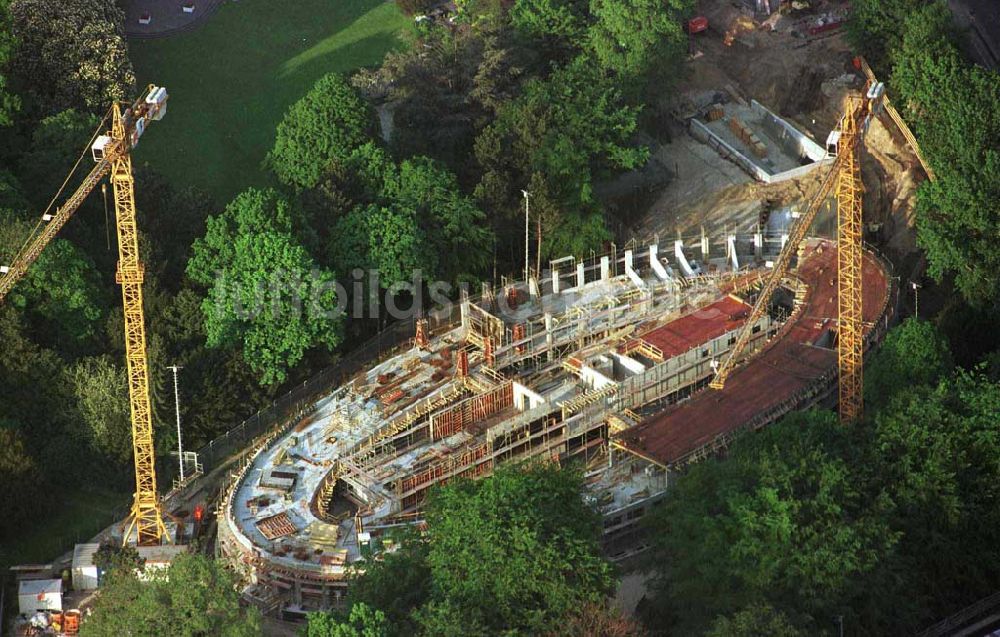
709,82,884,424
0,85,171,545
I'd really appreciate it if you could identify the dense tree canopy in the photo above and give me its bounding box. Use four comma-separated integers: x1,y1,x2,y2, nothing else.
475,55,646,258
316,464,613,636
268,73,377,190
645,320,1000,633
890,6,1000,305
864,317,952,408
845,0,929,71
81,553,261,637
187,188,344,385
17,109,100,207
587,0,691,84
68,355,132,464
0,0,18,125
509,0,587,54
0,423,41,539
0,220,106,349
306,603,390,637
646,410,896,634
8,0,134,115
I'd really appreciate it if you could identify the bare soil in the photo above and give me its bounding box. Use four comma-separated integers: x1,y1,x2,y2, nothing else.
625,0,926,260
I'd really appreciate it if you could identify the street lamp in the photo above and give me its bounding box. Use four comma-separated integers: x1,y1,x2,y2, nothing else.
910,280,922,318
521,189,530,282
168,365,185,482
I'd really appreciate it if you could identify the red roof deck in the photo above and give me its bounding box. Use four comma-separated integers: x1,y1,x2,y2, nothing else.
637,295,752,358
614,240,891,466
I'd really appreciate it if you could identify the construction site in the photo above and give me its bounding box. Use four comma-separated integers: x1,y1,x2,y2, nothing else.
3,0,935,630
217,224,895,612
215,0,922,616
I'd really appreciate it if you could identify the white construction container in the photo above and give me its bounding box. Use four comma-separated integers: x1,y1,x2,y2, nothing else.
72,543,100,591
145,86,169,121
18,579,62,615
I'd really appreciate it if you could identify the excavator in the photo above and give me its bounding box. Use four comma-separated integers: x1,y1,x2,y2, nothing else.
709,78,885,424
0,85,171,546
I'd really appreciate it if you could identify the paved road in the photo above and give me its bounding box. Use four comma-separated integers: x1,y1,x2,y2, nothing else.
125,0,227,39
949,0,1000,69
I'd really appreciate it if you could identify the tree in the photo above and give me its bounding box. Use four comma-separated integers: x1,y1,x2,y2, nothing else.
268,73,377,190
343,465,612,635
133,168,213,289
587,0,691,84
326,153,492,290
150,286,274,447
187,188,343,385
348,528,431,636
395,0,435,17
706,604,805,637
887,5,1000,305
845,0,929,73
645,410,897,634
0,423,42,539
864,317,951,408
17,109,100,208
416,464,613,634
0,223,107,349
68,356,132,464
0,0,19,125
558,603,648,637
91,543,144,575
81,553,261,637
0,168,29,211
509,0,588,56
9,0,134,115
871,371,1000,630
388,157,492,284
306,603,391,637
475,56,645,260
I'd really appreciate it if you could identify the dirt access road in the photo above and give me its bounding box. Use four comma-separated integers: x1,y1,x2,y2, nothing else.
624,0,927,263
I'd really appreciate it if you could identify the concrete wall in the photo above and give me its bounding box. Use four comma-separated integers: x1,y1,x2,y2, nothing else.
751,100,826,162
690,106,833,184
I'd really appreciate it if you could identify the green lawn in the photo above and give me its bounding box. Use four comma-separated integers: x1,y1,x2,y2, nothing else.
129,0,410,204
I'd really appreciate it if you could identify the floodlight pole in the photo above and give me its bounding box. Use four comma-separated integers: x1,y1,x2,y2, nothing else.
168,365,184,482
522,189,530,282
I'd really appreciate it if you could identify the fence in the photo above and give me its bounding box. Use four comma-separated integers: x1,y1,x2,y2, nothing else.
191,308,462,475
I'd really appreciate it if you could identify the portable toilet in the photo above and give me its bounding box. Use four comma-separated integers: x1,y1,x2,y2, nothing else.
71,543,101,591
18,578,62,615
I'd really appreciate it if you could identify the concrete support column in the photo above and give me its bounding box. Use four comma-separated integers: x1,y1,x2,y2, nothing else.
600,256,610,281
701,227,710,258
552,267,560,294
754,230,763,259
576,262,585,288
544,312,554,362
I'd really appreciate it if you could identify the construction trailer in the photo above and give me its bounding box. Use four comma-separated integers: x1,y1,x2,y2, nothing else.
17,579,62,615
71,544,100,591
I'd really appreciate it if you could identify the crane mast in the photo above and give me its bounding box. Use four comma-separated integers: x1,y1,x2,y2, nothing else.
710,87,881,424
109,102,169,545
835,98,865,423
